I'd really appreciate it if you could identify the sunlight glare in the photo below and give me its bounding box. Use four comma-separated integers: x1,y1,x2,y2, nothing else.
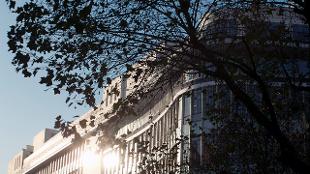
102,151,119,169
82,150,100,168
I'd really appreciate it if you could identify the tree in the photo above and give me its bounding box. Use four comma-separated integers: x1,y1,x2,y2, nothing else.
6,0,310,173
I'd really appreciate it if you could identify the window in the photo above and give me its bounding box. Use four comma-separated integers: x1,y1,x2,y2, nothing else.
205,19,238,39
192,89,202,116
184,93,191,117
203,86,215,117
190,137,201,168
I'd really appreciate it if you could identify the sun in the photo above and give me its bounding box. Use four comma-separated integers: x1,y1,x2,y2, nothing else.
81,150,100,168
102,151,119,169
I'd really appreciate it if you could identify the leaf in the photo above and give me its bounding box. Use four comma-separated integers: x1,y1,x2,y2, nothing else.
22,69,32,77
90,115,95,120
53,88,60,94
107,77,112,84
85,95,96,107
8,0,16,9
79,4,92,19
56,115,62,120
79,119,88,129
120,19,128,29
100,64,108,76
54,120,61,129
14,52,30,68
65,97,70,103
39,76,52,86
39,69,54,86
77,100,84,105
89,120,95,127
126,64,133,71
68,102,73,107
54,115,62,129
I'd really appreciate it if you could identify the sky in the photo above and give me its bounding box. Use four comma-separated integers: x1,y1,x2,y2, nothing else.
0,1,91,173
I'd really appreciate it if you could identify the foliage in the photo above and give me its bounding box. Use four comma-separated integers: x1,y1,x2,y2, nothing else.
6,0,310,173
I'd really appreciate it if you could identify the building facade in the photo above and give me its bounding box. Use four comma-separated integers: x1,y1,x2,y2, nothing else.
8,72,310,173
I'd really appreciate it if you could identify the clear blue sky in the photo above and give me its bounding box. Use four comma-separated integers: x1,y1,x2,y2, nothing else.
0,1,91,173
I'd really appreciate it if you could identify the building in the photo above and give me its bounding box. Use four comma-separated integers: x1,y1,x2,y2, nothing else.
7,145,33,174
7,129,58,174
8,6,310,174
